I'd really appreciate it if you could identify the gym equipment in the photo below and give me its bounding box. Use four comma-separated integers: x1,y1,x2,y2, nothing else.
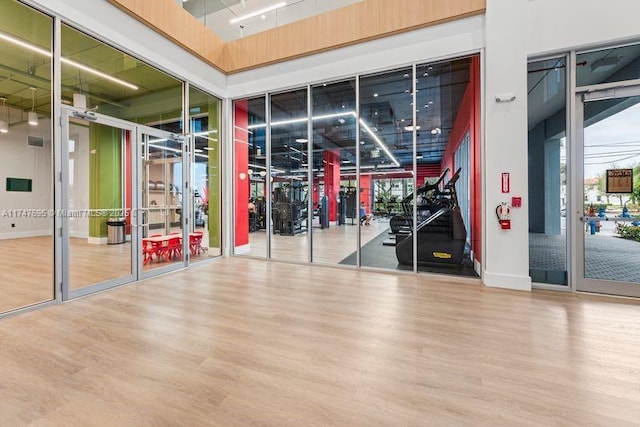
395,168,467,266
317,196,329,229
389,168,450,234
272,183,308,236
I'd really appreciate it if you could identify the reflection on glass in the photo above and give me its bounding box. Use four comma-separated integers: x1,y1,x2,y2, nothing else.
270,88,308,262
0,0,54,312
527,57,568,285
577,43,640,88
359,68,412,271
583,96,640,284
189,86,221,260
311,80,357,265
61,24,183,131
141,133,184,272
413,57,479,276
182,0,363,41
234,97,266,257
69,120,133,290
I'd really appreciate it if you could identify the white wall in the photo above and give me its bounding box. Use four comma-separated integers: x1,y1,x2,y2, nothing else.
25,0,227,98
0,110,53,239
227,15,485,97
527,0,640,56
483,0,531,291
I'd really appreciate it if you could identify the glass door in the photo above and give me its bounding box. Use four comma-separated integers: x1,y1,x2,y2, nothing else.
139,126,187,277
575,85,640,297
62,108,137,299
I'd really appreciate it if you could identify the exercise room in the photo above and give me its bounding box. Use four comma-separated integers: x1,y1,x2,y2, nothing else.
234,55,481,277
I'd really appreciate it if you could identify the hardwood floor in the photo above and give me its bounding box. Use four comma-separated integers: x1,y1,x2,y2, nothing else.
1,257,639,426
0,234,217,314
242,218,389,264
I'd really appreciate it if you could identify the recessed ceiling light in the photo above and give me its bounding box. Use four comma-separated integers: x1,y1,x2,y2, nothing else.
373,93,378,97
404,125,421,131
403,73,409,78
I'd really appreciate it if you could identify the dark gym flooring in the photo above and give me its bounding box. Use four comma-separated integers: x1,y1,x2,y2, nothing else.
340,227,478,278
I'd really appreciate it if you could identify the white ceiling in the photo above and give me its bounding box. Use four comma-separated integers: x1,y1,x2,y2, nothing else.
182,0,362,41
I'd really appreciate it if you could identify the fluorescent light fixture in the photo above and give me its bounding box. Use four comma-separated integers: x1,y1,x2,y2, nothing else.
404,124,420,131
28,111,38,126
295,138,308,143
246,111,398,166
194,149,203,153
0,31,138,90
230,2,286,24
203,147,214,151
359,118,400,167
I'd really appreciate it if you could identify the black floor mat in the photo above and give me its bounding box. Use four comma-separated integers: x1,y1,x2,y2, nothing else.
339,228,479,278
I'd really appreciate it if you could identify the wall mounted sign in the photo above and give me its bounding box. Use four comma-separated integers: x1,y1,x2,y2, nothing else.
501,172,510,193
606,169,633,193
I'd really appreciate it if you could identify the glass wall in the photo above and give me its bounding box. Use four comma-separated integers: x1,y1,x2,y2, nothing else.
270,88,308,262
61,24,183,131
232,55,481,278
527,57,568,285
311,80,357,265
188,85,222,260
61,23,186,290
234,96,266,257
359,68,413,271
0,0,54,313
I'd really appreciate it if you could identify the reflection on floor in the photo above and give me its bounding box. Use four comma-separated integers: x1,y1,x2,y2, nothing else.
242,218,479,277
0,231,219,314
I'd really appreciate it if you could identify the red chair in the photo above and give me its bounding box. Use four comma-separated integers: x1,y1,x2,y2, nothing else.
142,235,163,265
166,235,182,260
189,232,204,256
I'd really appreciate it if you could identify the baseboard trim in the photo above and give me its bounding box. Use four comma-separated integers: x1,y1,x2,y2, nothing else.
0,230,52,240
234,244,250,255
483,271,531,291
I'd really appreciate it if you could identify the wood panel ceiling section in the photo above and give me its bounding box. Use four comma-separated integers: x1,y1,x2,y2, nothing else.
108,0,486,74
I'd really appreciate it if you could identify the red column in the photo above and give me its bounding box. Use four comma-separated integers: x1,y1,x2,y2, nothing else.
360,175,372,212
323,149,340,221
234,100,249,247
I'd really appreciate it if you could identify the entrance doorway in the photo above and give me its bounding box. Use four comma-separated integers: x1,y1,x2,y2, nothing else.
575,85,640,297
61,107,186,299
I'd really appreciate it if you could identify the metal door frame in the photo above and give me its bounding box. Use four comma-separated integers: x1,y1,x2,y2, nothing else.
61,107,188,299
573,84,640,297
136,124,188,280
61,106,138,300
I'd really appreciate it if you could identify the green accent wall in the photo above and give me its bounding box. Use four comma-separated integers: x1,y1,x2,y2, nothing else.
208,100,221,248
89,123,122,237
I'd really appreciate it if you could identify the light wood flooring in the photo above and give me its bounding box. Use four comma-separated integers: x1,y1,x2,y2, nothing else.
242,218,388,264
1,257,639,426
0,234,218,314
